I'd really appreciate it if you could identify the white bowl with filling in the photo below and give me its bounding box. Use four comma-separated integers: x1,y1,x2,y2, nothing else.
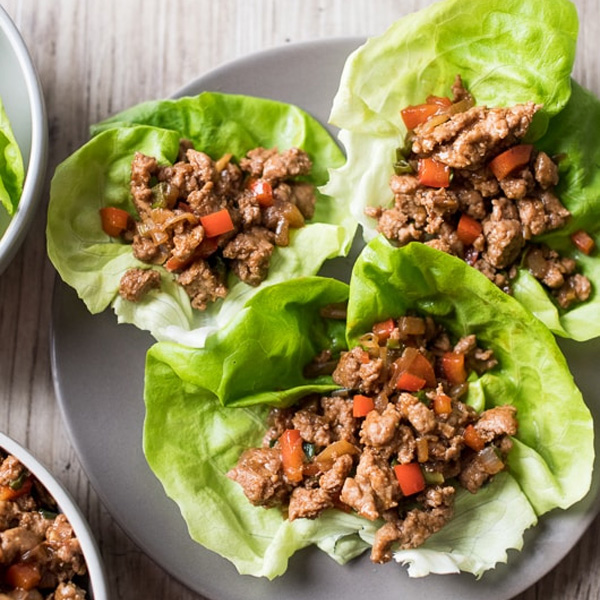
0,5,47,274
0,432,109,600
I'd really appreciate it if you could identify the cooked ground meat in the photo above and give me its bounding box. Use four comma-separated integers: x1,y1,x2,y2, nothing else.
222,227,275,286
115,141,317,306
177,259,228,311
0,452,88,598
227,448,290,508
366,75,592,310
228,314,517,564
118,268,161,302
411,103,539,169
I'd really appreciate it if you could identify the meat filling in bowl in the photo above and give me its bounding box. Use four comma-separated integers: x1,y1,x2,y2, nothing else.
228,314,517,564
0,451,87,599
105,141,317,310
365,75,594,309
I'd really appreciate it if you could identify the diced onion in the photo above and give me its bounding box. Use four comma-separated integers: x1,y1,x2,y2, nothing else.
416,438,429,462
215,152,233,173
398,316,426,336
162,212,199,230
319,303,347,320
359,332,380,350
314,440,359,469
477,446,505,474
149,229,169,245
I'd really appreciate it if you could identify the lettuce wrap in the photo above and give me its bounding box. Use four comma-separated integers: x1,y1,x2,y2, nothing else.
46,92,353,346
322,0,600,340
143,239,593,579
0,96,24,218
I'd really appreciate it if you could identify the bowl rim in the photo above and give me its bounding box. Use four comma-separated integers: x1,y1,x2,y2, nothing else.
0,5,48,274
0,432,109,600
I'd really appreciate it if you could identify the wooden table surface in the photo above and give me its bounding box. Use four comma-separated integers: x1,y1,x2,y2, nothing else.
1,1,598,598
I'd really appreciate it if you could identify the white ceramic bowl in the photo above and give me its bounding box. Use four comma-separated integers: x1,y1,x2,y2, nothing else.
0,432,109,600
0,6,47,274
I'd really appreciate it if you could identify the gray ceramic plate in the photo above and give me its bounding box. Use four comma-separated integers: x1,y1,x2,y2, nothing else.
51,38,600,600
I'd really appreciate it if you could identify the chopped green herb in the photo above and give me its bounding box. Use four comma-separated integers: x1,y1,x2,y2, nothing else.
9,470,29,491
303,442,316,460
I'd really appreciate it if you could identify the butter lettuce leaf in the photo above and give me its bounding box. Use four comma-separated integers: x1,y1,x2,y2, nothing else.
348,238,593,514
146,277,350,409
47,93,352,346
144,350,371,580
322,0,600,340
328,0,577,137
0,96,24,216
143,239,591,579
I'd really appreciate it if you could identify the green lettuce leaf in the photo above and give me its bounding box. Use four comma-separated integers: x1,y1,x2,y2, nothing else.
144,351,536,580
143,238,592,579
348,238,593,514
328,0,577,137
46,92,353,346
146,277,350,408
322,0,600,340
0,96,25,216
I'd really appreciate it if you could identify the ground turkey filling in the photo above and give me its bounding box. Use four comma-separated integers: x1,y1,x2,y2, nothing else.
365,75,592,310
117,142,316,309
228,314,518,564
0,451,87,599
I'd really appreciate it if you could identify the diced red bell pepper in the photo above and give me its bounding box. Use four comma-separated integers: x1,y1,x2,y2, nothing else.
407,351,436,388
353,394,375,418
248,178,274,207
463,424,485,452
100,206,130,237
372,318,395,342
441,352,467,385
571,229,595,255
393,463,426,496
393,348,436,391
279,429,304,483
4,562,41,591
400,103,440,130
396,371,427,392
200,209,235,238
165,255,190,272
417,158,451,188
488,144,533,180
456,213,483,246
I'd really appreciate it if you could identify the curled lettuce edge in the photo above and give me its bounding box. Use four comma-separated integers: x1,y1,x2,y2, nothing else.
142,240,593,580
46,92,354,347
